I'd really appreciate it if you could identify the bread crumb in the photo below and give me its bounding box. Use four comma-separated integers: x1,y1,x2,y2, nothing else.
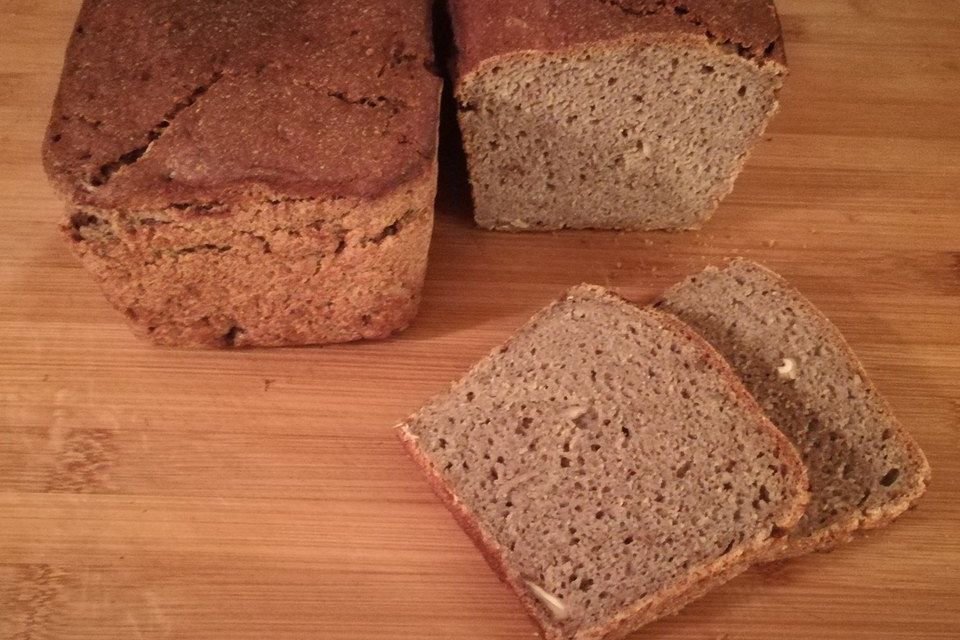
622,150,645,170
564,405,588,420
526,581,568,620
777,357,798,380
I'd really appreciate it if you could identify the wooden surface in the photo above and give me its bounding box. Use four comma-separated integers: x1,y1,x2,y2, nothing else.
2,1,959,638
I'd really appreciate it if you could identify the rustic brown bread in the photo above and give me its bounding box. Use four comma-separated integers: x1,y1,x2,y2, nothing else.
398,285,808,639
44,0,441,347
656,259,931,558
448,0,786,230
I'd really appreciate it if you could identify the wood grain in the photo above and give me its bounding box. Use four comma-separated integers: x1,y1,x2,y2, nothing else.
1,1,958,638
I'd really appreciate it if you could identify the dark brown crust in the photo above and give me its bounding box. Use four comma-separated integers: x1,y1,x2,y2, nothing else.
656,259,931,560
396,285,809,639
43,0,441,209
448,0,786,83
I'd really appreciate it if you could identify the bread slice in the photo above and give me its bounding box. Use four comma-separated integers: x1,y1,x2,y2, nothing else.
398,285,808,639
449,0,786,230
656,259,931,558
44,0,441,347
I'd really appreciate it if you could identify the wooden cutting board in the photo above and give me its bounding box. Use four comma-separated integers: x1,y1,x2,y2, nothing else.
2,1,958,638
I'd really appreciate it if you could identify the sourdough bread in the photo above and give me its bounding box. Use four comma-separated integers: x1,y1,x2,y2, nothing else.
399,285,808,639
44,0,441,347
656,259,931,558
449,0,787,230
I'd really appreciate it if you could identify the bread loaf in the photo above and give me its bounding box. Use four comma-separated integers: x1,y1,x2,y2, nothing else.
449,0,786,230
44,0,441,347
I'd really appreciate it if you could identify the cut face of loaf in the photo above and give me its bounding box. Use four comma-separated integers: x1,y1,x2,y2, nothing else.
451,0,786,230
656,260,931,558
398,286,808,640
43,0,441,347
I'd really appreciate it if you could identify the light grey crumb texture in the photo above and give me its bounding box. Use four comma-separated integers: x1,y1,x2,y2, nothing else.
457,41,783,230
657,259,929,544
403,286,800,635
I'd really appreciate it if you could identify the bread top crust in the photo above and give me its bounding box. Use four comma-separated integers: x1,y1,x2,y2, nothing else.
44,0,441,210
449,0,786,82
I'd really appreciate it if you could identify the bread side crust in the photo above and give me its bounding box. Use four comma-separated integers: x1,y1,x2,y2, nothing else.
397,285,809,639
64,161,437,347
657,259,931,560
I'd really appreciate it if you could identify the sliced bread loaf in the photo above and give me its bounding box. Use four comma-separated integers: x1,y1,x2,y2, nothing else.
398,285,808,639
45,0,441,347
656,259,930,558
449,0,787,230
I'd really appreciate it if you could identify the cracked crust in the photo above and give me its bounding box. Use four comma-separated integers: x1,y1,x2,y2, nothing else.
45,0,441,347
43,0,441,210
449,0,785,84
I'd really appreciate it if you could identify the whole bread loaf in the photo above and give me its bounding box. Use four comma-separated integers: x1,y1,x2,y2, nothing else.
44,0,441,347
399,285,808,639
449,0,786,230
657,259,930,558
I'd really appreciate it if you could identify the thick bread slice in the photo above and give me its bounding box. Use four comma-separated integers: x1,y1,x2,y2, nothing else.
398,285,808,640
656,259,931,558
449,0,786,230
